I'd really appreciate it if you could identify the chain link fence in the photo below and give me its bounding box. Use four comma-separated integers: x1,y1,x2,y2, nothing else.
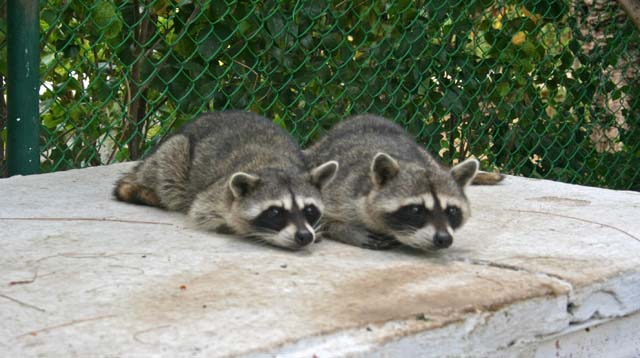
0,0,638,190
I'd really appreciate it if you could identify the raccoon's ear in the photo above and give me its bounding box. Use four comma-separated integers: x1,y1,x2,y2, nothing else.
451,158,479,187
371,152,399,187
228,172,261,198
310,160,339,189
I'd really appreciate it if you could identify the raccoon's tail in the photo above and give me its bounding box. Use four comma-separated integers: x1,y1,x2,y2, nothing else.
113,135,192,211
114,175,163,208
472,171,505,185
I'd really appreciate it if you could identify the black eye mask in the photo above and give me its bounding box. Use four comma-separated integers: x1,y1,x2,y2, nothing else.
251,206,288,232
251,203,323,232
445,205,463,229
384,202,464,232
302,204,321,226
385,204,429,230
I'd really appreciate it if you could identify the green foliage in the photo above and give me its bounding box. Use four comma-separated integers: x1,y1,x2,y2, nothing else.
0,0,638,190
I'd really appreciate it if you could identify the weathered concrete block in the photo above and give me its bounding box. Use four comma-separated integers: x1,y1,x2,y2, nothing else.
1,163,639,357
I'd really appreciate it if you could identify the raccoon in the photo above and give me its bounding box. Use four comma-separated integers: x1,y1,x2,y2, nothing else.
305,114,501,251
114,111,338,250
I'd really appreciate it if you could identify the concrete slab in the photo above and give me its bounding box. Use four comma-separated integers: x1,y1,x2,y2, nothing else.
1,163,639,357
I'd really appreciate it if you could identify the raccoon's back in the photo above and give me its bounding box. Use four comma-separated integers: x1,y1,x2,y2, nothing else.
180,111,306,192
178,111,293,146
308,114,430,169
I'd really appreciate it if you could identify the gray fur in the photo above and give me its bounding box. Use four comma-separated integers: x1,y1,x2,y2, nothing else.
114,111,338,250
305,114,480,251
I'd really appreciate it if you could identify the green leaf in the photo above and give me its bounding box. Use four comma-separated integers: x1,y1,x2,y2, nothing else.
272,114,288,130
90,0,122,40
496,82,510,97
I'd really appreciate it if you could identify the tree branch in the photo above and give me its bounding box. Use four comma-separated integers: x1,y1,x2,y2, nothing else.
618,0,640,31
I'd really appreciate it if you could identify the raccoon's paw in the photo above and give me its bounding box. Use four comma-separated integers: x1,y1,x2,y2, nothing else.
326,223,399,250
362,232,401,250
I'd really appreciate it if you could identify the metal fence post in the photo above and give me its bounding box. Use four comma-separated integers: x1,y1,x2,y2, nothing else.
7,0,40,176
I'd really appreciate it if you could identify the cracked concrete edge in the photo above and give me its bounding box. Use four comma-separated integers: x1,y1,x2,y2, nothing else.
450,255,640,324
260,294,570,357
258,264,640,357
568,269,640,323
530,311,640,358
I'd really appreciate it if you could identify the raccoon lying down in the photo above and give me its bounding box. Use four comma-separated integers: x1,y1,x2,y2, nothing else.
305,114,502,251
114,111,338,250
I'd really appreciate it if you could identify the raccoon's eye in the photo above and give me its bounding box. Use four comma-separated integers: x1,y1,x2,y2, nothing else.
445,206,463,229
303,205,321,226
386,204,428,229
266,206,285,218
252,206,289,232
400,204,426,216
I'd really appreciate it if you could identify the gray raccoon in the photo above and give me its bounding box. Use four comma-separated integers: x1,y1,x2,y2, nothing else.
114,111,338,250
305,114,501,251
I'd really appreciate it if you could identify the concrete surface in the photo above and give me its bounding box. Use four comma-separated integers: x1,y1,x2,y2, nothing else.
1,163,639,357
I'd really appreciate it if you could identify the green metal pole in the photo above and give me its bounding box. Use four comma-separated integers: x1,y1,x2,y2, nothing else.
7,0,40,176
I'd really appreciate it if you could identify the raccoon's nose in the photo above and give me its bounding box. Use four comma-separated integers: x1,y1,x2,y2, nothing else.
294,230,314,246
433,231,453,249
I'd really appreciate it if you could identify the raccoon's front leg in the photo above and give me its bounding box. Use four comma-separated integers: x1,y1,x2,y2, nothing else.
327,222,400,250
187,184,232,233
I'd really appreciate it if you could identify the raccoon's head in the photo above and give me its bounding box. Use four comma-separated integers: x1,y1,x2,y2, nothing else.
363,152,478,251
225,161,339,250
